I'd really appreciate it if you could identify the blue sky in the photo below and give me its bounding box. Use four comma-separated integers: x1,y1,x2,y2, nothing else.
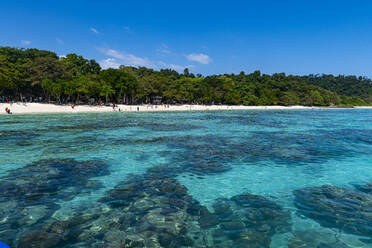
2,0,372,76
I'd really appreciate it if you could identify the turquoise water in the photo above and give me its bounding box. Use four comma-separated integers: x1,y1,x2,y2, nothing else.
1,109,372,247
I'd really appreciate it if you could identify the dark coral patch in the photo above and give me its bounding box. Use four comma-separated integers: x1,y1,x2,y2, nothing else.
199,193,291,247
1,158,108,205
0,130,40,146
0,158,109,247
354,181,372,194
294,185,372,237
15,166,291,248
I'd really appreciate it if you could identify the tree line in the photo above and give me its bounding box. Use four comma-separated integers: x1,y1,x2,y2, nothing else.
0,46,371,106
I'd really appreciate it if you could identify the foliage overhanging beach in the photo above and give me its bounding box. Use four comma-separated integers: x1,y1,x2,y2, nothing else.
0,102,348,115
1,47,372,110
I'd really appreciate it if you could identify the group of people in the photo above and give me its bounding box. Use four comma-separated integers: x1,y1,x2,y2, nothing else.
0,96,10,103
1,96,43,103
112,103,122,112
4,107,12,114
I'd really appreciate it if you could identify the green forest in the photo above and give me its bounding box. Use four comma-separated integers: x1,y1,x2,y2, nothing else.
1,46,371,106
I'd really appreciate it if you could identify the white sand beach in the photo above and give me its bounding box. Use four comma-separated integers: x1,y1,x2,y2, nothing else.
0,102,369,115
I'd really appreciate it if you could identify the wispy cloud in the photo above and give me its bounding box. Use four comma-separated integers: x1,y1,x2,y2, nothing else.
122,26,134,34
99,58,121,69
158,62,193,72
185,53,212,64
21,40,31,45
124,54,154,68
157,44,172,56
99,48,124,60
98,47,192,72
124,26,131,32
98,48,154,68
56,38,64,45
158,48,171,55
90,27,100,34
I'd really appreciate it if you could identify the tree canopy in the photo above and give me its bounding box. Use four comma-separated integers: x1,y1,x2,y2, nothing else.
0,46,371,106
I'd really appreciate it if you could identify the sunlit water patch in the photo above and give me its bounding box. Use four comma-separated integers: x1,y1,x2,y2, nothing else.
0,109,372,247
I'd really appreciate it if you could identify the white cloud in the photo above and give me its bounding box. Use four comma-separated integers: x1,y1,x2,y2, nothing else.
98,47,196,72
123,26,134,34
100,48,125,60
158,61,194,72
157,44,172,55
167,64,186,71
124,54,154,68
185,53,212,64
90,27,100,34
158,49,171,55
98,48,154,68
21,40,31,45
56,38,64,44
99,58,121,69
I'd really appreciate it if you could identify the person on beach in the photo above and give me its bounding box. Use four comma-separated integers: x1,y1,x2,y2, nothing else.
71,104,75,109
5,107,12,114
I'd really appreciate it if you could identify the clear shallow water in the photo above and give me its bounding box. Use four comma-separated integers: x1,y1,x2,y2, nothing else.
1,109,372,247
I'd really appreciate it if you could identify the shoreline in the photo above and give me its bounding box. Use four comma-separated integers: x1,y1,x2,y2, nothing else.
1,103,371,115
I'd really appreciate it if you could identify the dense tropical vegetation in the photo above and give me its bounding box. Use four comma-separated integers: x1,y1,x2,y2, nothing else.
302,74,372,105
1,46,371,106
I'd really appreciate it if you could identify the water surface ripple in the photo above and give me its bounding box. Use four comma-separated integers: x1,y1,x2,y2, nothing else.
1,109,372,247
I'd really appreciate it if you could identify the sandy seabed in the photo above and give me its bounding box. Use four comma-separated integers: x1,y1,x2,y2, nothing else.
0,102,370,115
